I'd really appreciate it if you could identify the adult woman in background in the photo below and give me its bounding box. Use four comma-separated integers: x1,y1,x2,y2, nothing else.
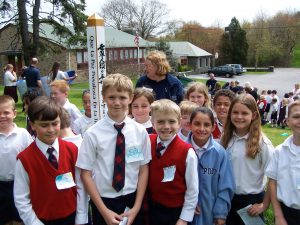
3,64,18,102
136,50,184,104
47,62,76,83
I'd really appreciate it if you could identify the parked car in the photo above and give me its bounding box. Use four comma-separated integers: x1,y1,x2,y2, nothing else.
226,64,247,74
208,65,237,78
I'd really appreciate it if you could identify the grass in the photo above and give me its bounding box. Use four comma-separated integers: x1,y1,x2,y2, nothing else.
2,81,291,225
291,43,300,68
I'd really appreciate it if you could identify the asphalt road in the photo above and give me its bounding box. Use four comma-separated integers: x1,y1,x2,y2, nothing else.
189,68,300,98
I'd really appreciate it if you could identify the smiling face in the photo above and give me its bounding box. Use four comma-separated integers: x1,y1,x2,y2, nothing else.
287,105,300,139
131,96,151,124
152,111,180,141
188,91,206,106
104,87,132,123
213,95,232,124
190,112,214,147
0,102,16,132
82,92,91,118
31,116,61,145
230,102,256,136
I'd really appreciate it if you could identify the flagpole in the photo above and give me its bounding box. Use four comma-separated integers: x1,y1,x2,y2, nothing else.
137,46,140,74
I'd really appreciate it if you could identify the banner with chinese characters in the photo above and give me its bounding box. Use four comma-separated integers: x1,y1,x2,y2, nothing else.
87,14,107,123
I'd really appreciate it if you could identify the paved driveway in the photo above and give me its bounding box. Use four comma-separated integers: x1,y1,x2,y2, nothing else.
189,68,300,98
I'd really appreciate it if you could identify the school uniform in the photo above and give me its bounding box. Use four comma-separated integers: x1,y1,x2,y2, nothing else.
186,134,235,225
177,128,188,142
63,99,82,130
266,136,300,225
212,119,223,142
0,124,33,225
148,134,198,225
76,114,151,225
133,117,155,134
225,133,274,225
14,138,84,225
73,114,93,137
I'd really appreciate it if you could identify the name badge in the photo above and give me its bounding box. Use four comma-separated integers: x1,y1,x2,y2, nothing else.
126,146,144,163
162,165,176,182
55,172,76,190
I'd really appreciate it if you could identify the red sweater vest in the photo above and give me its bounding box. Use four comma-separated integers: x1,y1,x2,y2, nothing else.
149,134,191,207
212,121,222,139
17,138,78,220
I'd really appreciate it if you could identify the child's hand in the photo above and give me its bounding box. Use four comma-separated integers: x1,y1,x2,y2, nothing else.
247,203,266,216
102,208,123,225
214,218,226,225
195,205,201,215
121,207,139,225
175,218,187,225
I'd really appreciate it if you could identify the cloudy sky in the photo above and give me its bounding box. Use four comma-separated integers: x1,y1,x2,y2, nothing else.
85,0,300,27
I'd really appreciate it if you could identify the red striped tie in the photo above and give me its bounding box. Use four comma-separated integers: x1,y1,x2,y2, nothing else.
47,147,58,169
156,142,165,158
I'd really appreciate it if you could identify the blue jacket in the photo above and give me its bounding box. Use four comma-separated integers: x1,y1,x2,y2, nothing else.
136,74,184,104
186,134,235,225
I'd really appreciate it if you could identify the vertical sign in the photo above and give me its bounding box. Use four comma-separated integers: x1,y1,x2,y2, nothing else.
87,14,107,123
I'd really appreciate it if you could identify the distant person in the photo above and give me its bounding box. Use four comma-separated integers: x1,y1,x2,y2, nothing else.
3,64,18,102
185,82,211,107
136,50,184,104
222,82,230,90
47,62,77,83
232,80,244,94
292,83,300,98
21,58,44,95
244,81,258,101
206,73,217,94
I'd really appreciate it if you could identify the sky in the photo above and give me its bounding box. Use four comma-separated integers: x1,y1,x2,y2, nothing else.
85,0,300,27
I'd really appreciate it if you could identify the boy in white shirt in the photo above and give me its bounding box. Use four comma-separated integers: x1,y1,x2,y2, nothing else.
266,101,300,225
76,73,151,225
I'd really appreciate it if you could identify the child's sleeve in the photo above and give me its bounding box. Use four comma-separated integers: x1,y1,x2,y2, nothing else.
14,160,44,225
213,150,235,220
75,167,89,224
76,132,96,171
140,129,152,165
265,148,279,181
180,148,199,222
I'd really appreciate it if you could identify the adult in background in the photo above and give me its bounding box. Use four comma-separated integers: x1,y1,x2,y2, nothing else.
3,64,18,102
21,58,44,96
136,50,184,104
244,81,258,101
206,73,217,94
47,62,77,83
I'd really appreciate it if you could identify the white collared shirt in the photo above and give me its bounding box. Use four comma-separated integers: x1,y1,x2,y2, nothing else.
266,135,300,209
191,136,210,159
156,135,199,222
63,99,82,130
3,70,16,86
76,114,151,198
0,124,33,181
73,114,93,137
226,132,274,195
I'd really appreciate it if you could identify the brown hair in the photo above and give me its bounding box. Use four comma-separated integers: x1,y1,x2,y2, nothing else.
28,96,62,123
185,82,211,107
213,89,235,106
50,80,70,93
60,108,71,129
221,94,262,158
132,88,155,105
102,73,133,97
146,50,171,76
190,107,215,125
288,100,300,117
0,95,15,110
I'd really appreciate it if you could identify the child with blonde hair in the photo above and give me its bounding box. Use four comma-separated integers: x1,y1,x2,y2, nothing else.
185,82,211,107
178,100,198,141
221,94,274,224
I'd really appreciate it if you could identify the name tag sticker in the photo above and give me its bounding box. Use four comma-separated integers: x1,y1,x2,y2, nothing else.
162,165,176,182
55,172,76,190
126,146,144,163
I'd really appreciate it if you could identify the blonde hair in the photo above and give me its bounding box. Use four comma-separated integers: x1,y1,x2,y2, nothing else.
151,99,181,122
0,95,16,110
146,50,171,76
185,82,211,107
179,100,199,115
50,80,70,93
221,94,262,158
5,64,13,71
102,73,133,97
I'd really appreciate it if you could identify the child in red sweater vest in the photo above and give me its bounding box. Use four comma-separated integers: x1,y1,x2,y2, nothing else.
149,99,198,225
14,96,86,225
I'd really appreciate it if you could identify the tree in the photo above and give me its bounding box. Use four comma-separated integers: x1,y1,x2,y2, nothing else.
1,0,87,64
101,0,168,39
218,17,248,65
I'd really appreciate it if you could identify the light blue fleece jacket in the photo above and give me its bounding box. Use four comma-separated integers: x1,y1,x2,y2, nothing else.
186,134,235,225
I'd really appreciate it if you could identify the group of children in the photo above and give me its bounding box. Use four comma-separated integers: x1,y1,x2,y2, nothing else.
0,73,299,225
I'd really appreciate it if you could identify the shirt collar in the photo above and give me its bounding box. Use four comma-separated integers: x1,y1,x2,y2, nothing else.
36,137,59,155
0,123,18,136
233,131,249,140
191,135,210,151
105,112,129,126
157,134,177,149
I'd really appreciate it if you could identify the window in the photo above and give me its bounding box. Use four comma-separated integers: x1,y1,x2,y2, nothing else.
77,50,88,70
120,50,124,60
125,50,129,59
134,49,137,58
114,50,118,60
108,50,113,61
129,49,133,59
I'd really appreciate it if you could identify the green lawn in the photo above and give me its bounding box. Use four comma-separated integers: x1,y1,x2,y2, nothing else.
291,43,300,68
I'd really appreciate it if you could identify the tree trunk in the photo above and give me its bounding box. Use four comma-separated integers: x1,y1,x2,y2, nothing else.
32,0,40,57
17,0,30,65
